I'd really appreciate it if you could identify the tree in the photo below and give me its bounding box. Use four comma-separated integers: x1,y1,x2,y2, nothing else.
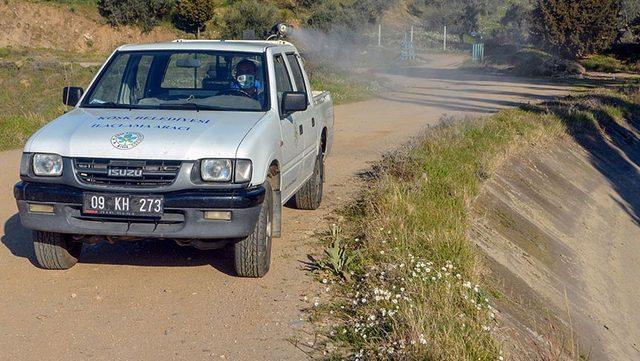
617,0,640,43
410,0,484,43
530,0,620,59
172,0,216,36
221,0,280,39
307,0,395,32
98,0,175,32
496,3,531,45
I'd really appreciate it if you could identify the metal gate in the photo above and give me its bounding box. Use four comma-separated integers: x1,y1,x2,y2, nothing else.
472,43,485,63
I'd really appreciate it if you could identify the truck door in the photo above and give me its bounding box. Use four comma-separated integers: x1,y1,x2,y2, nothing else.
285,53,318,181
274,53,305,201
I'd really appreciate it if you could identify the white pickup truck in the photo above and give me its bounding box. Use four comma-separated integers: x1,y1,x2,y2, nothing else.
13,40,334,277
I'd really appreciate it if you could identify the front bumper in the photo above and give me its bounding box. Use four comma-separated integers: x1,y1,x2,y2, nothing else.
14,182,265,239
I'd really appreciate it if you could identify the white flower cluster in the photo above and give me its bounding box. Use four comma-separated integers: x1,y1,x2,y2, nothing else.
320,234,499,359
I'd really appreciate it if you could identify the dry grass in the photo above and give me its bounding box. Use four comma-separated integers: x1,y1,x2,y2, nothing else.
307,88,640,359
0,60,97,150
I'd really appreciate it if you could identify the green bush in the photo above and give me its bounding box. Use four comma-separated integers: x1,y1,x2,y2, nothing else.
220,0,280,39
97,0,175,31
493,3,530,45
509,48,585,77
307,0,391,32
172,0,215,35
580,54,628,73
530,0,620,59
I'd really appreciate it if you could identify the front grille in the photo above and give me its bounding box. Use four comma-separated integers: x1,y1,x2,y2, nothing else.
74,158,182,188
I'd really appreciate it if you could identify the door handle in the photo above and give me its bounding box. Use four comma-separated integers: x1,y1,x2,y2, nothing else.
311,118,315,127
299,124,304,135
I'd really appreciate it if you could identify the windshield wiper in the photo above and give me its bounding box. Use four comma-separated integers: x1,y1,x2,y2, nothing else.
84,101,136,110
86,101,119,108
157,103,225,111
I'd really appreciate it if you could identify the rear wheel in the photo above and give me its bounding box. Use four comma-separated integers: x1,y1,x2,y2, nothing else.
234,180,273,278
33,231,82,270
292,152,324,210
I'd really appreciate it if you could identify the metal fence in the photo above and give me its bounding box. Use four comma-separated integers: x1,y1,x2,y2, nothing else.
472,43,485,63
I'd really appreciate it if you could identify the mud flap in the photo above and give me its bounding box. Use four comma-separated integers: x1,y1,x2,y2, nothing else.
273,189,282,238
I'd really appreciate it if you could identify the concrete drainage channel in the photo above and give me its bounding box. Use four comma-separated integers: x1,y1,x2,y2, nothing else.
472,138,640,360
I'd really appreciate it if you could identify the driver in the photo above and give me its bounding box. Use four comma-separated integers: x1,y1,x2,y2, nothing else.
232,59,263,99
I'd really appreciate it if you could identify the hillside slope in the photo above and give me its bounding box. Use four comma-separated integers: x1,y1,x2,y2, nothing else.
0,1,176,54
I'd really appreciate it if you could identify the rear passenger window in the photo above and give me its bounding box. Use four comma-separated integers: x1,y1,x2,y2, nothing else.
286,54,307,95
274,54,293,106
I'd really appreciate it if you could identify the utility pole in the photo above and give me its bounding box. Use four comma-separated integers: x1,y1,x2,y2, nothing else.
443,26,447,51
378,24,382,47
410,25,414,44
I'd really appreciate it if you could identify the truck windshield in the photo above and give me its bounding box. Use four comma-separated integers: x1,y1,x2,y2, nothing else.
82,50,269,112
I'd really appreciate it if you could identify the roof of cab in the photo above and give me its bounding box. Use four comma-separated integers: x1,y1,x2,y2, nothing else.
117,40,295,53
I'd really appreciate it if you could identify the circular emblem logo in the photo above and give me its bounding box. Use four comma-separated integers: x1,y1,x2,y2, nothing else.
110,132,144,150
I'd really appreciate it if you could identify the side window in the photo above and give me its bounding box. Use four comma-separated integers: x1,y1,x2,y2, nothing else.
90,54,130,104
286,54,307,95
274,54,293,107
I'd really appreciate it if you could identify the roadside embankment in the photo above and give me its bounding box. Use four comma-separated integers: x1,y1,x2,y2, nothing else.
473,90,640,360
0,0,176,55
310,87,640,360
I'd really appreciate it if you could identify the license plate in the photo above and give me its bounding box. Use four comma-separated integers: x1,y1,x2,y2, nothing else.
82,193,164,217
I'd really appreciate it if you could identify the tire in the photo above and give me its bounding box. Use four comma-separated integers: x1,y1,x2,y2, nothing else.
234,180,273,278
33,231,82,270
292,152,324,210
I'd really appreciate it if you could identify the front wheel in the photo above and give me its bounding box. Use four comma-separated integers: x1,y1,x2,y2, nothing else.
33,231,82,270
234,180,273,278
292,152,324,210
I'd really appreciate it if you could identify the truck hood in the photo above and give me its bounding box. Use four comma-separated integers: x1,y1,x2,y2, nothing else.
25,108,268,160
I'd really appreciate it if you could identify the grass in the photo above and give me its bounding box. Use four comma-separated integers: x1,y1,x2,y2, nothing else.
311,109,564,360
580,54,633,73
307,63,381,105
0,46,105,62
0,61,97,150
308,87,640,359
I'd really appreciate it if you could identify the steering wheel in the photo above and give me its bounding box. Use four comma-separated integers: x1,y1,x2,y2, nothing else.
218,88,254,98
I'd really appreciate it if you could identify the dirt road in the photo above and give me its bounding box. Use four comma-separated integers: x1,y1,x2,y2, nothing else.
0,56,582,360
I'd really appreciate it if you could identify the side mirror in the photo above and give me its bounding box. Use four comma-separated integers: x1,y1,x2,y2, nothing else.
281,92,308,117
63,87,84,107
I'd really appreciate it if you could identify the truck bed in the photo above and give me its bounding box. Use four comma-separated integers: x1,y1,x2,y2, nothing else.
313,90,331,105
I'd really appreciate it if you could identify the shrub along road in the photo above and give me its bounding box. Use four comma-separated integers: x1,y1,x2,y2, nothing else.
0,55,587,360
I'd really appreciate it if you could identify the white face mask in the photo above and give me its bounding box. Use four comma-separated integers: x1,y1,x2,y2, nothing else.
237,74,256,89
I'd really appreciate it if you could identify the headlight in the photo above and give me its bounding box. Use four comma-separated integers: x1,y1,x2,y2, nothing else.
201,159,232,182
235,160,252,183
33,154,63,177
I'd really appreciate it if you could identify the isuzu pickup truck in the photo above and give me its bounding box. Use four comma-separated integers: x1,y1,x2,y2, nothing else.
14,40,334,277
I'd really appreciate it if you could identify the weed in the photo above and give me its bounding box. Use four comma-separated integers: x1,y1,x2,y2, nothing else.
308,225,359,281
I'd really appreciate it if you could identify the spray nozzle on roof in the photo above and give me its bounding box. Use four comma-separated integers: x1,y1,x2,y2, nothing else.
267,23,290,40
